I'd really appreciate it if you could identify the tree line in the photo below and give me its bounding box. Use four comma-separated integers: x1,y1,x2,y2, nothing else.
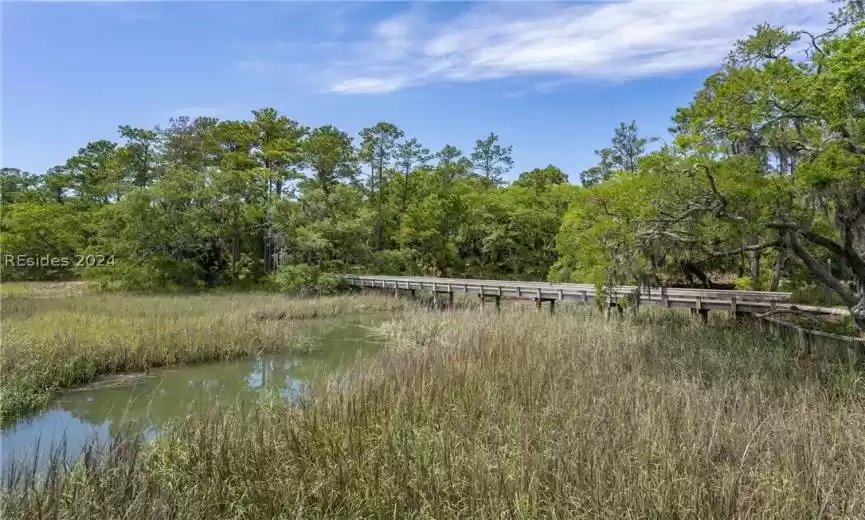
1,2,863,331
1,113,574,282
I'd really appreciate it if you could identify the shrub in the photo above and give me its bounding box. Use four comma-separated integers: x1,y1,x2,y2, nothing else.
267,264,346,296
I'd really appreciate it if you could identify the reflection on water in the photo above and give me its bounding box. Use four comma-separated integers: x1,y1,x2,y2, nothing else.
1,313,389,472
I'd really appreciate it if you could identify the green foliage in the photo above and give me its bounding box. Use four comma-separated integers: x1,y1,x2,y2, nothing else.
0,202,92,281
579,121,654,186
302,125,358,193
470,132,513,185
559,13,865,330
267,264,346,295
1,168,42,204
0,105,572,288
370,249,420,276
512,165,568,190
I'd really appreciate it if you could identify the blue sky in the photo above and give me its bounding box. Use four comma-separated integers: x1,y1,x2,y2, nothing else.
3,0,833,182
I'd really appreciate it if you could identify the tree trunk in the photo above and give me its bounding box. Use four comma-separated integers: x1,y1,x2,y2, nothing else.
748,248,761,290
788,231,864,334
852,294,865,333
838,187,865,332
770,247,786,291
373,160,383,252
374,190,382,252
401,170,410,218
231,212,240,278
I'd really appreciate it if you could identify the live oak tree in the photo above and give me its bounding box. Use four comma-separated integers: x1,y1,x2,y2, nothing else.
557,9,865,331
667,16,865,329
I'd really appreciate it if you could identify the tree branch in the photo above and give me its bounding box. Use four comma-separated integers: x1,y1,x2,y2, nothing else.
702,240,780,259
770,221,865,280
697,165,747,223
797,23,848,59
636,229,701,244
770,222,844,255
788,233,857,306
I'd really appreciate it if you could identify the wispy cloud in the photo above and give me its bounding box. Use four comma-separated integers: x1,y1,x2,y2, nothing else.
246,0,832,95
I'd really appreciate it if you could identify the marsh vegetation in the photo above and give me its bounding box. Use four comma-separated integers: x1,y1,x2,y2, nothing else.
2,295,863,519
0,291,403,423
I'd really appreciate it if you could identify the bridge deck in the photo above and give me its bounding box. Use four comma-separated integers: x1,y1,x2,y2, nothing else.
345,274,848,317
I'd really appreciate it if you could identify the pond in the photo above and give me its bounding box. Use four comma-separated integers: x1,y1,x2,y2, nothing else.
1,313,391,472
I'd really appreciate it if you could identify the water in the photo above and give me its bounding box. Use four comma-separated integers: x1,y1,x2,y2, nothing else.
0,313,390,473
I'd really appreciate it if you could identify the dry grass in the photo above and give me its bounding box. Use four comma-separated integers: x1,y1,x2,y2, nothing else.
3,304,864,518
0,281,90,298
0,291,403,423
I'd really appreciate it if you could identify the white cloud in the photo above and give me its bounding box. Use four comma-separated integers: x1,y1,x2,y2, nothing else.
330,77,410,94
304,0,832,94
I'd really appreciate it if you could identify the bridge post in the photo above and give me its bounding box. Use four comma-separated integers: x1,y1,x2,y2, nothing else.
495,295,501,311
731,296,748,324
550,299,555,315
535,298,542,311
694,296,708,324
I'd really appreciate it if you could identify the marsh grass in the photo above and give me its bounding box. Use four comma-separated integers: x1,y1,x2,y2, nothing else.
0,292,403,423
0,281,90,298
3,304,864,519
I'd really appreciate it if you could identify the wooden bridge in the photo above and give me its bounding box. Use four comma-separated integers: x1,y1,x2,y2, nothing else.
346,275,861,344
344,275,802,317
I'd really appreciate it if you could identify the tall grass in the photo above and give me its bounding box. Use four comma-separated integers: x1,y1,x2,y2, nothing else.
4,305,864,518
0,291,403,423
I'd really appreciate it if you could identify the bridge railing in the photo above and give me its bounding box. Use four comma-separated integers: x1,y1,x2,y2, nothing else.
344,274,865,345
343,274,800,314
